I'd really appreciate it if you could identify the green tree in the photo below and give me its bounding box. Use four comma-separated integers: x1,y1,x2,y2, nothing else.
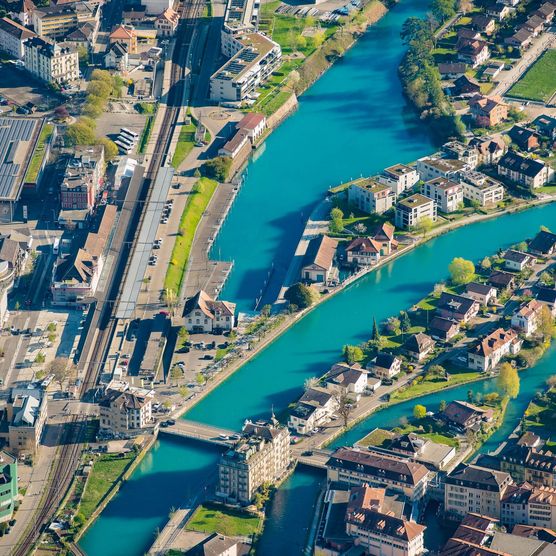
413,216,434,237
329,207,344,233
516,241,528,252
497,362,520,399
480,257,491,270
439,399,446,412
196,372,205,386
484,392,500,404
413,404,427,419
97,137,118,161
202,156,231,181
539,271,554,287
385,316,401,335
343,344,364,364
66,120,96,146
400,311,411,333
178,326,189,345
284,283,315,309
538,305,555,340
428,364,445,377
448,257,475,285
261,304,272,318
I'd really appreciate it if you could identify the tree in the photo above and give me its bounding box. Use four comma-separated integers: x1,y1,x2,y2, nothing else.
538,305,555,340
196,372,205,386
178,326,189,345
162,288,178,316
480,257,491,270
368,318,383,351
295,35,307,51
304,376,319,390
66,120,96,146
343,345,364,365
539,271,554,287
329,207,344,233
202,156,231,181
516,241,528,252
284,283,314,309
261,304,272,318
467,389,474,403
97,137,118,162
178,386,189,399
497,362,520,399
400,311,411,333
47,357,76,391
54,105,69,121
428,364,445,378
484,392,500,404
448,257,475,285
413,404,426,419
439,399,446,412
334,387,354,428
311,30,325,49
413,216,433,237
385,316,401,335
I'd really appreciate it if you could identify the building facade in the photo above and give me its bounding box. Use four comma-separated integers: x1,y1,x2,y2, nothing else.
24,37,79,84
395,194,437,230
422,177,463,213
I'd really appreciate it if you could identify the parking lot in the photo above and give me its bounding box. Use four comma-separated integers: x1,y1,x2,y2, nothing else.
95,107,147,150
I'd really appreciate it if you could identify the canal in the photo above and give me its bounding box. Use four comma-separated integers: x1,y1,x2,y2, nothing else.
80,0,556,552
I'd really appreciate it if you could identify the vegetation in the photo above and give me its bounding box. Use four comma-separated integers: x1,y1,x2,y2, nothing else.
202,156,232,182
138,115,155,154
508,50,556,103
171,123,197,168
164,178,218,293
284,282,317,309
448,257,475,285
47,357,76,391
24,124,54,184
187,503,261,537
413,404,427,419
497,362,520,399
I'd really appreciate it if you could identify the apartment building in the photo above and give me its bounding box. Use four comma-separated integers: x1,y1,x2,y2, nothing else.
459,171,505,206
0,17,36,59
217,417,291,504
469,95,508,127
422,177,463,213
32,1,99,39
415,156,467,182
467,327,522,371
377,163,420,195
99,383,154,434
0,452,17,524
511,299,543,337
347,177,396,214
500,445,556,488
445,464,513,519
183,290,236,333
155,7,179,36
498,151,554,189
61,145,104,211
395,194,437,230
221,0,260,57
24,37,79,84
141,0,173,15
326,447,429,501
442,140,480,169
288,387,337,435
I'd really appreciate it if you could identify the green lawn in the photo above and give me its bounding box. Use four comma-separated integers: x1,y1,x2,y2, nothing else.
508,49,556,102
187,503,261,537
357,428,395,447
78,453,135,520
171,123,197,168
24,124,53,184
382,326,425,349
164,178,218,293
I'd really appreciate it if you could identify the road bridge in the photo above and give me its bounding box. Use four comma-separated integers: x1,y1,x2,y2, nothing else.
160,419,238,447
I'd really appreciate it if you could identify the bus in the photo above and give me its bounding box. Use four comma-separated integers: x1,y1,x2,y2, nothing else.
53,238,60,255
117,134,135,147
120,128,139,141
114,139,133,154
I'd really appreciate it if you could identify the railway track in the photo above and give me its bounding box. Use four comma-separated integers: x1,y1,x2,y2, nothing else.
11,0,206,553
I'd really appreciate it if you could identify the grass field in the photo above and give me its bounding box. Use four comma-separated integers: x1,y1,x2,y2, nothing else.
164,178,218,293
78,453,135,520
187,503,261,537
171,123,197,168
508,49,556,102
24,124,53,183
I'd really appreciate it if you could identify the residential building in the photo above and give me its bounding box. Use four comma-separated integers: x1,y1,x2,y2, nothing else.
367,222,397,255
501,483,534,528
183,290,236,333
0,17,36,59
467,327,521,371
519,15,545,36
347,177,396,215
395,194,436,230
122,5,146,25
31,2,99,39
489,270,517,291
416,156,467,181
288,387,337,435
500,445,556,488
216,417,291,504
0,452,17,524
403,332,435,362
324,362,368,398
457,38,490,67
472,14,496,34
236,112,266,142
219,128,250,159
459,170,505,206
487,3,512,20
444,464,513,519
504,249,534,272
529,230,556,256
301,235,338,284
537,287,556,316
506,28,534,50
104,41,128,71
453,74,481,96
437,292,480,322
469,95,508,127
528,487,556,530
345,236,382,267
422,177,463,213
483,61,505,81
511,299,543,337
155,7,179,36
99,383,154,434
533,114,556,141
24,37,79,84
465,282,497,306
440,400,494,434
210,32,281,103
378,163,420,195
498,151,554,189
8,0,35,27
387,433,457,470
109,24,137,53
367,353,402,380
535,2,556,23
326,447,430,501
442,140,480,168
221,0,260,56
508,125,540,152
469,135,506,165
345,485,426,556
441,514,502,555
141,0,172,15
429,316,460,341
187,534,242,556
0,386,48,456
438,62,467,79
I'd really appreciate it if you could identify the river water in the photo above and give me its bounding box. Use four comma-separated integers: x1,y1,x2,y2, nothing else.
80,0,556,552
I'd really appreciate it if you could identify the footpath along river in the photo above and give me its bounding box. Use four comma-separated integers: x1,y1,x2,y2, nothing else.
80,0,556,553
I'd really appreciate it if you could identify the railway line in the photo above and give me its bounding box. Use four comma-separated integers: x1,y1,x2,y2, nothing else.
10,0,206,553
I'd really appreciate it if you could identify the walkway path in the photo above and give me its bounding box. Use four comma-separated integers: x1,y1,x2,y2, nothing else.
147,508,191,556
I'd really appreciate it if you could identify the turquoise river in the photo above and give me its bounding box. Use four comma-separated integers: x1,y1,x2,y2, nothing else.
80,0,556,553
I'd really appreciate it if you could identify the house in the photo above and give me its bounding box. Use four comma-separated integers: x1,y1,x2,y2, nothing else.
236,112,267,143
508,126,540,152
155,7,179,36
416,156,467,181
511,299,543,337
141,0,173,16
437,292,480,323
122,5,147,24
367,222,397,255
529,230,556,256
487,3,512,20
324,362,368,398
506,28,534,50
469,95,508,127
367,353,402,380
183,290,236,333
345,236,382,267
536,287,556,316
288,387,337,435
465,282,497,306
519,15,545,37
533,114,556,141
442,140,479,168
489,270,516,291
472,14,496,34
23,37,79,85
187,534,242,556
326,447,430,500
441,400,494,434
109,24,137,53
0,237,26,279
378,163,420,195
444,464,513,519
0,16,36,59
501,483,535,528
388,433,457,470
422,177,463,213
219,128,250,158
403,333,435,362
457,39,490,67
301,235,338,284
104,41,128,71
441,514,502,554
469,135,506,165
395,194,437,230
453,74,481,96
429,316,460,341
347,177,395,215
467,327,521,371
7,0,35,26
482,61,505,81
438,62,467,79
31,2,100,39
498,151,554,189
99,383,154,434
534,2,556,23
65,21,97,50
503,249,534,272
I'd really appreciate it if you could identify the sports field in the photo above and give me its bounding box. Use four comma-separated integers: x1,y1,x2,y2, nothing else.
508,49,556,103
